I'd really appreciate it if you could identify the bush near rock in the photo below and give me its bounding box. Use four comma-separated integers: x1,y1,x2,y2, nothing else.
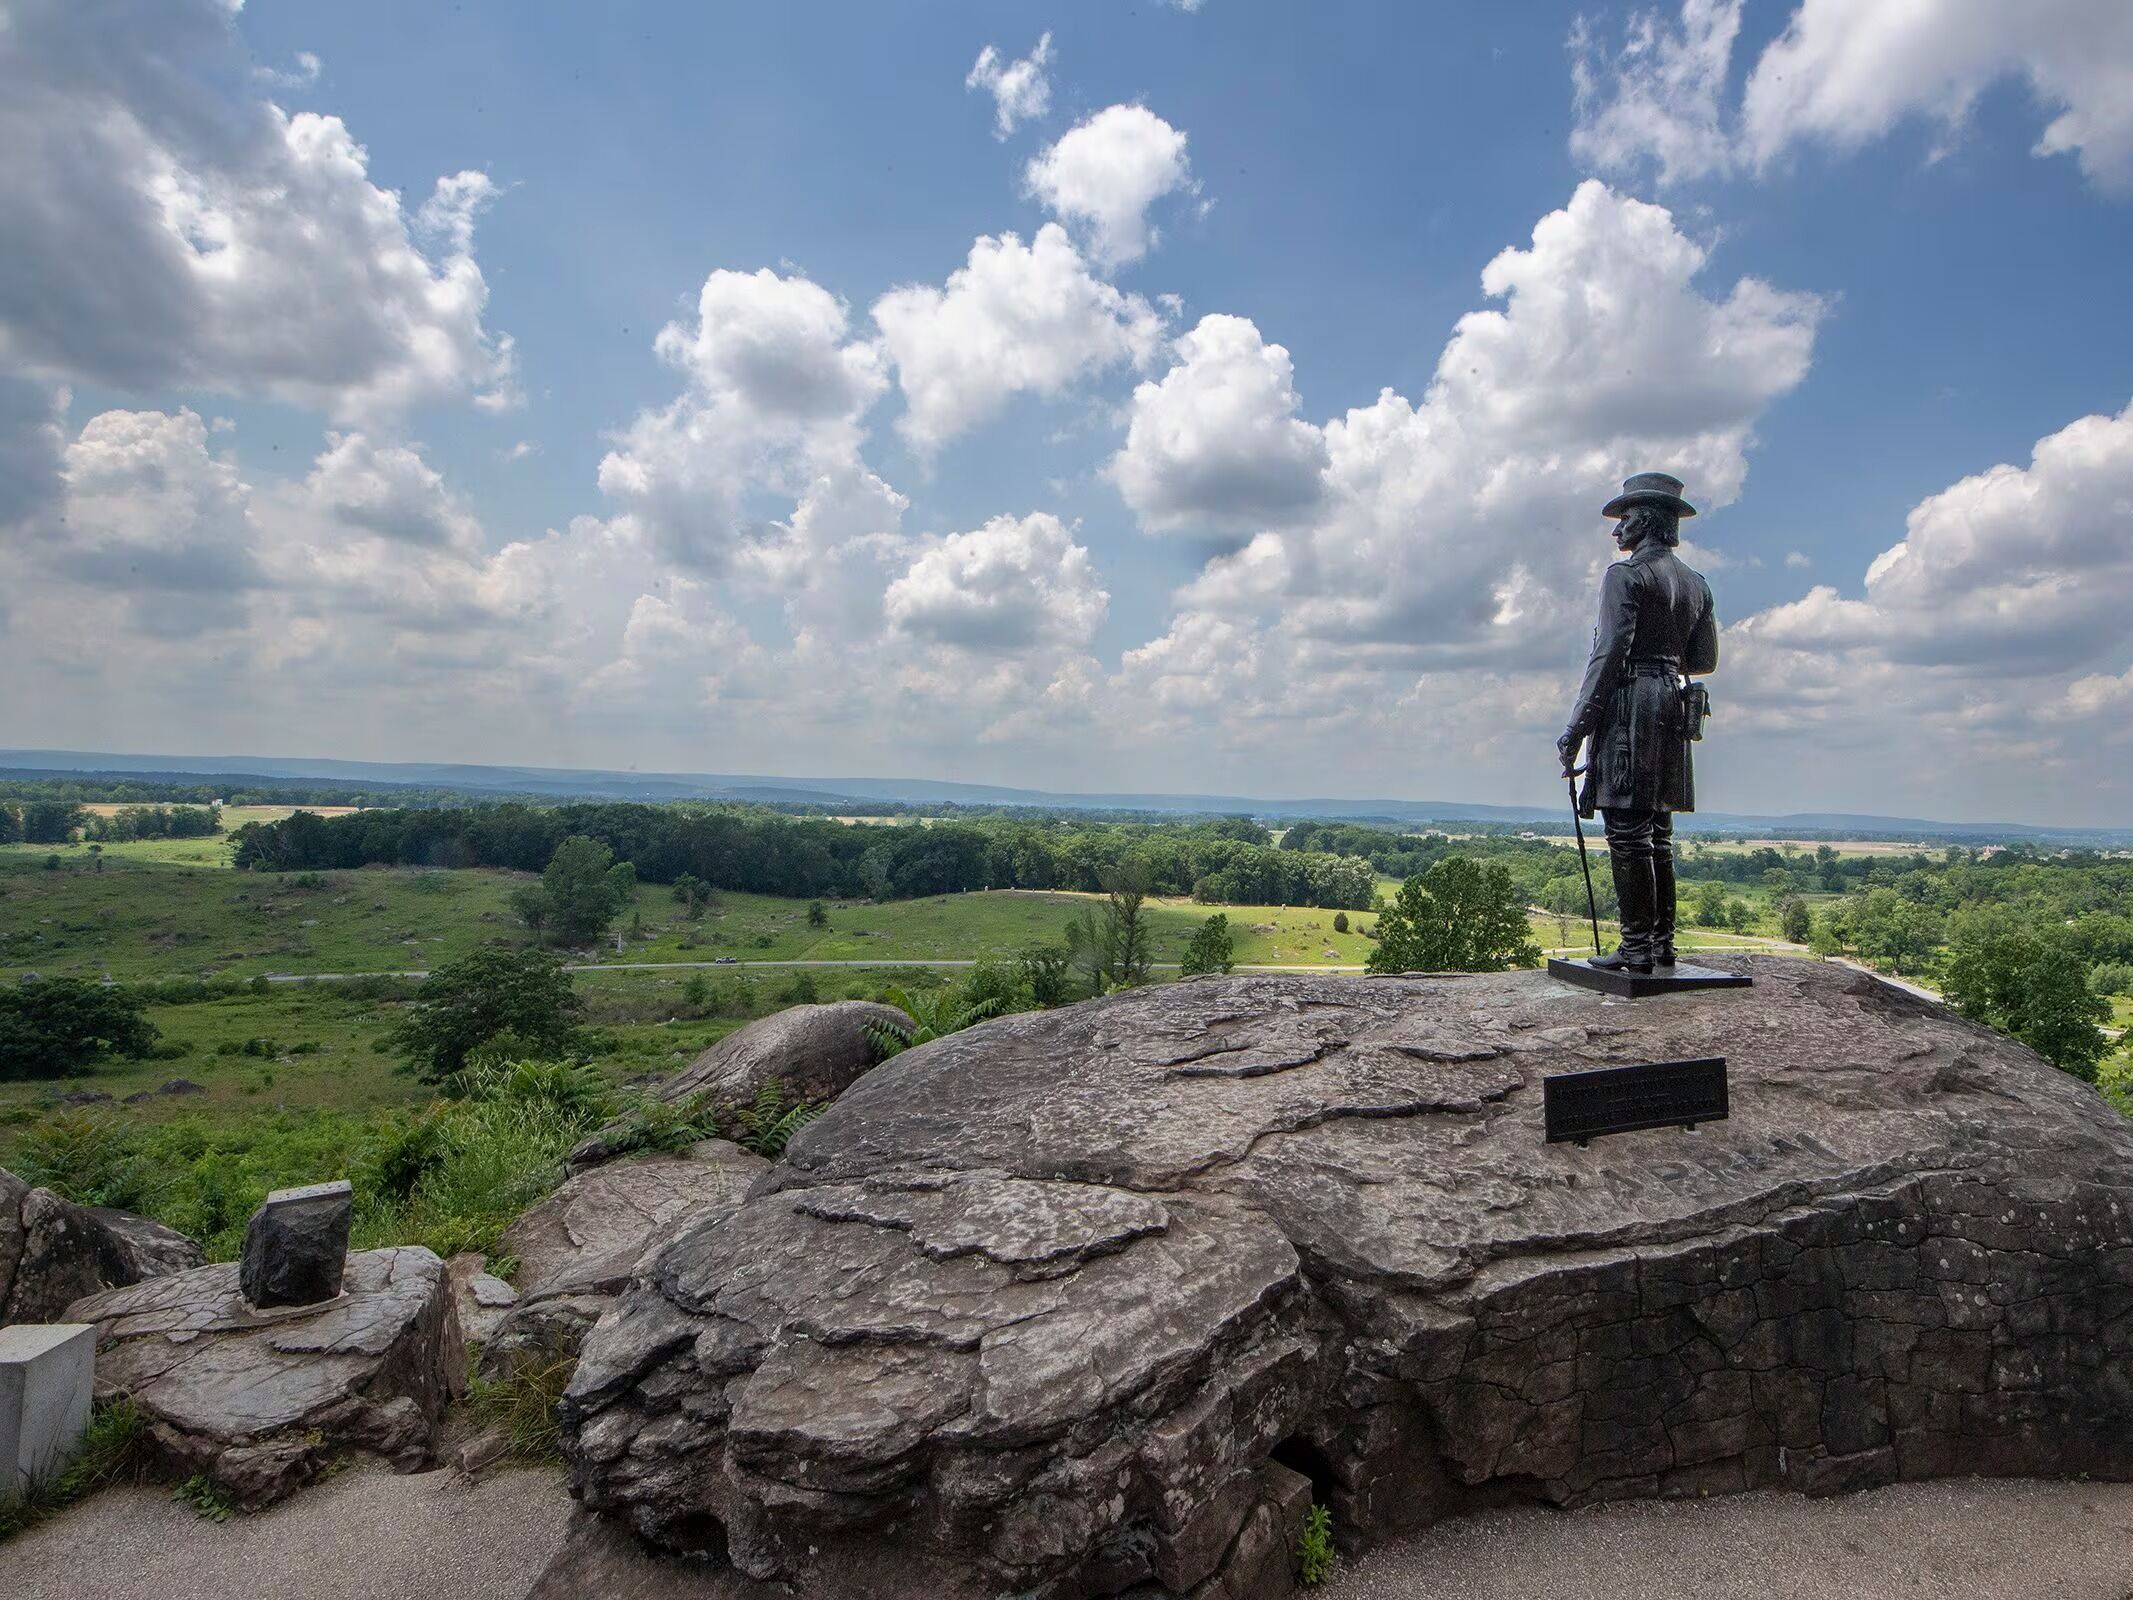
557,958,2133,1600
1,1165,204,1325
64,1245,464,1508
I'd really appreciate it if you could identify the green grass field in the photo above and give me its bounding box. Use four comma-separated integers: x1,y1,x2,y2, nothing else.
0,840,1817,1175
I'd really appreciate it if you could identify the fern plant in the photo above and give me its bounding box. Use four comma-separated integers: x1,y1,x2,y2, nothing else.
865,986,1004,1060
730,1082,824,1158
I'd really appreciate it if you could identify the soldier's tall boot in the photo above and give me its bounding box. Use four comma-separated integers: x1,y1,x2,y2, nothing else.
1590,819,1655,974
1650,845,1678,966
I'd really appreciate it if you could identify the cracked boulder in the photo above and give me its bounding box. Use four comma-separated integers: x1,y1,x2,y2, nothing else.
1,1166,204,1325
65,1245,463,1508
558,959,2133,1599
481,1140,767,1376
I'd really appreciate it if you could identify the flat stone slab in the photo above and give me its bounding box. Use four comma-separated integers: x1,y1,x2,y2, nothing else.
1,1322,94,1497
66,1245,463,1507
481,1141,766,1376
1546,956,1754,997
562,957,2133,1600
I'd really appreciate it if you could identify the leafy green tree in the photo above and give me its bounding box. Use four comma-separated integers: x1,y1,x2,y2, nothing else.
1332,911,1349,934
2089,962,2133,997
1848,887,1943,974
509,883,550,940
1944,930,2110,1080
1723,898,1754,933
0,979,160,1080
1065,860,1156,994
20,800,83,845
1016,945,1073,1007
519,835,637,947
1778,896,1812,944
671,873,709,918
1100,859,1155,986
1693,881,1727,927
387,946,585,1085
1181,914,1235,976
1365,858,1540,975
806,900,830,928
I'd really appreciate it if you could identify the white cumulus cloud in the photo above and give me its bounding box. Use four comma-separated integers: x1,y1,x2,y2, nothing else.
872,224,1164,454
1025,105,1197,268
598,268,886,567
1110,314,1329,535
885,511,1107,651
966,33,1054,139
0,0,515,418
1571,0,2133,196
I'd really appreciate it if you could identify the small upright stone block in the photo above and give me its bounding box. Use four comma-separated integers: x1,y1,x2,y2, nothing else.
0,1323,95,1497
240,1179,353,1309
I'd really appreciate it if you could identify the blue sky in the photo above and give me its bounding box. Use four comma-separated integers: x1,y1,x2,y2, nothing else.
6,1,2133,822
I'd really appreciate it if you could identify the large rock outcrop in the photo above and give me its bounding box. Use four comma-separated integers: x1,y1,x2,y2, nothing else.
66,1245,463,1507
0,1167,204,1324
481,1140,767,1375
559,958,2133,1599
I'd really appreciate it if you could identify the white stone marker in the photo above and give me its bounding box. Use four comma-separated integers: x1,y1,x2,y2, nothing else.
1,1323,96,1497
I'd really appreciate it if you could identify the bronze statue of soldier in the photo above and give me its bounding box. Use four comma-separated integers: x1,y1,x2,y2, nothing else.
1556,473,1718,976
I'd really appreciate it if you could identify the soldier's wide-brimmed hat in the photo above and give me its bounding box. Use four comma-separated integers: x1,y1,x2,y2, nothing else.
1601,471,1697,519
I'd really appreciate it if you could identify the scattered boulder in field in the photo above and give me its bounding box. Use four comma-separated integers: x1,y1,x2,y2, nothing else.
481,1140,766,1376
1,1167,204,1325
66,1245,464,1508
658,999,910,1109
565,1001,910,1174
558,958,2133,1600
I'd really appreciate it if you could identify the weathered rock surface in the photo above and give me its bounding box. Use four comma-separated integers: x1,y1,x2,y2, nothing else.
239,1179,353,1308
482,1141,766,1376
559,958,2133,1599
446,1252,520,1346
66,1245,464,1507
0,1167,204,1325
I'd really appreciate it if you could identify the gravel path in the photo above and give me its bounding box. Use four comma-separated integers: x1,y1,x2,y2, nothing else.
1323,1478,2133,1600
4,1470,2127,1598
0,1464,570,1600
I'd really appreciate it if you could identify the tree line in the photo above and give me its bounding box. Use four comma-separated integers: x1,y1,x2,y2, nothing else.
0,801,221,845
227,803,1381,909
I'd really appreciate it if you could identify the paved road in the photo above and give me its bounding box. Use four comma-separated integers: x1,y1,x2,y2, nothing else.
262,959,1375,982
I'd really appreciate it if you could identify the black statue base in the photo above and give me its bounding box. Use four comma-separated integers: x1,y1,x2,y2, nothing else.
1546,957,1753,998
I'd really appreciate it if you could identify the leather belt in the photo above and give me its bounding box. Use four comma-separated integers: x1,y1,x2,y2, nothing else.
1625,659,1681,677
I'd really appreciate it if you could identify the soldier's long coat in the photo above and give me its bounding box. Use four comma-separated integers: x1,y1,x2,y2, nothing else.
1565,541,1718,816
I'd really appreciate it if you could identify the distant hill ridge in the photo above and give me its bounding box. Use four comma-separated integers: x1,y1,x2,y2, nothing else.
3,748,2126,845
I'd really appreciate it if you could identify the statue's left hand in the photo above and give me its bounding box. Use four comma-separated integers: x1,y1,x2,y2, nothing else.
1556,731,1580,777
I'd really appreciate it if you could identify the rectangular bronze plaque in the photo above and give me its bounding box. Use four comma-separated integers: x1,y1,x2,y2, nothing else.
1543,1056,1728,1144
